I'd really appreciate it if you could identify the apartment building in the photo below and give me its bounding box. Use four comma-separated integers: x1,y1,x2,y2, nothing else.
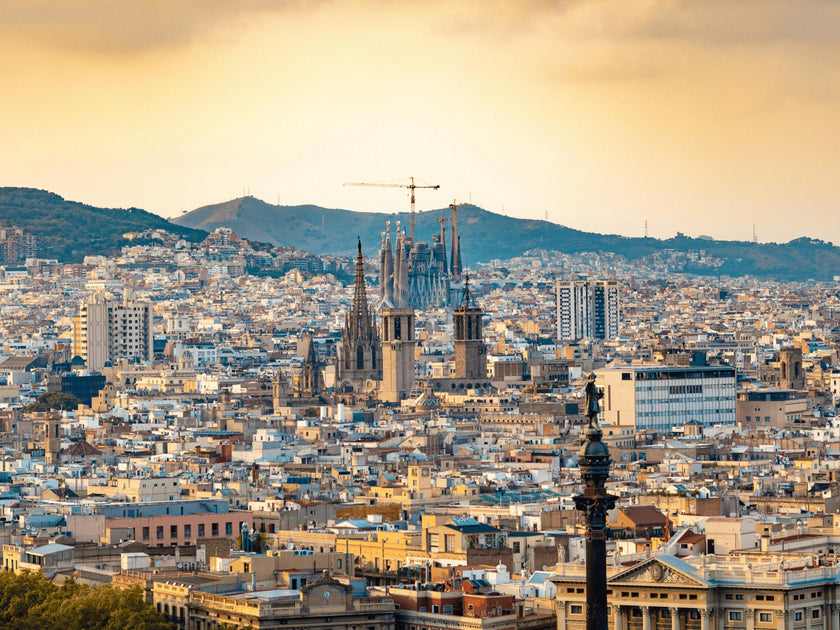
74,290,153,370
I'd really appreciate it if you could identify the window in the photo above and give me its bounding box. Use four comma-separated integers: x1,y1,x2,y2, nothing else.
184,524,191,538
690,611,700,620
156,526,164,540
570,605,583,615
171,525,178,538
813,609,821,619
226,522,232,536
729,612,742,621
513,542,521,554
142,527,149,540
212,523,219,536
759,613,772,622
198,524,205,537
443,605,453,614
795,612,803,621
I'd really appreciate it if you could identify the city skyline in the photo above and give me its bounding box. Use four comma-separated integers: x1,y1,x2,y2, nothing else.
4,1,840,244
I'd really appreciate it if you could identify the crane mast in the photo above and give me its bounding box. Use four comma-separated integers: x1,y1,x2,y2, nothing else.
344,177,440,243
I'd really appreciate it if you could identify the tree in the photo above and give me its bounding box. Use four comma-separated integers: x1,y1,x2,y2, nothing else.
21,392,80,412
0,572,171,630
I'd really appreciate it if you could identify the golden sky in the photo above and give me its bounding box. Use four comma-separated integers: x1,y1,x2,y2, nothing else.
3,0,840,244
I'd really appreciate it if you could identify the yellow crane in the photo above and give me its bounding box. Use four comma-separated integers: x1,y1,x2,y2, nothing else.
344,176,440,243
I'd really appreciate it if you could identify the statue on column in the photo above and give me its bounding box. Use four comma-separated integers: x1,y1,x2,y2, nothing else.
584,372,603,431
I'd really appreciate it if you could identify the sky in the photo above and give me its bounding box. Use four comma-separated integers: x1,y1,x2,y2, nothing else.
3,0,840,244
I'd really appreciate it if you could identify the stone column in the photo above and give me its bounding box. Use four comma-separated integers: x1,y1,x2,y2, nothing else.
642,606,651,630
671,607,680,630
557,601,566,630
614,605,623,630
746,609,755,630
788,610,796,630
701,609,712,630
831,604,840,630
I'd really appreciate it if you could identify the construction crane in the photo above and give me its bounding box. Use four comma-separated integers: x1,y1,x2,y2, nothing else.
448,199,472,280
344,176,440,243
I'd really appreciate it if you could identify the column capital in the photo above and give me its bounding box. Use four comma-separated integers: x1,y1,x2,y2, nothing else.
640,605,650,614
557,601,566,611
745,609,755,618
613,604,622,613
670,607,679,615
831,604,840,615
700,609,713,619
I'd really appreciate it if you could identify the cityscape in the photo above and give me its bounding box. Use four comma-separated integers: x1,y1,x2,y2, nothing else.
0,207,840,629
5,2,840,629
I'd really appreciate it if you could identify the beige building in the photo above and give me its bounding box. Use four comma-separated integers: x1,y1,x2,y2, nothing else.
90,475,181,502
737,390,809,430
552,553,840,630
74,290,153,370
153,570,395,630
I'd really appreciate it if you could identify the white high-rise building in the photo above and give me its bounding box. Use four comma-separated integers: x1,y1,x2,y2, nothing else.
555,280,620,341
74,290,153,371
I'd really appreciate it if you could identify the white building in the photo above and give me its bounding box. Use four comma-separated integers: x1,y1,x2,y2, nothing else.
555,279,619,341
596,365,737,432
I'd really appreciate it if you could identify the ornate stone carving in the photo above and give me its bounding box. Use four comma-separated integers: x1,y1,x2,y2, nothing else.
619,564,698,585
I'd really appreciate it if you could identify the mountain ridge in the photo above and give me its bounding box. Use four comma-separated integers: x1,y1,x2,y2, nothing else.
1,187,838,281
173,195,840,281
0,187,206,262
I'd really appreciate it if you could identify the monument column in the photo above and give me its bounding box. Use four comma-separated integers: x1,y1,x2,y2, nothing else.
573,373,616,630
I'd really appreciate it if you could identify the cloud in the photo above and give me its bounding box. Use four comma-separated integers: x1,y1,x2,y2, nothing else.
0,0,312,54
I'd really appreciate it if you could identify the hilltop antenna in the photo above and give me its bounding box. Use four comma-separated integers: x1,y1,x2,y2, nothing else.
753,225,757,244
644,220,648,239
545,210,548,222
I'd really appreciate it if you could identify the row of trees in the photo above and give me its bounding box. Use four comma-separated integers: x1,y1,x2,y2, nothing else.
0,571,171,630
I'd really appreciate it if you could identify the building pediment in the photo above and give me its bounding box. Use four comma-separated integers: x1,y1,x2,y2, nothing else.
610,556,707,587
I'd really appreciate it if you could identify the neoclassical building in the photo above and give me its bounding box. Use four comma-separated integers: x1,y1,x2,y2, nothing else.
552,554,840,630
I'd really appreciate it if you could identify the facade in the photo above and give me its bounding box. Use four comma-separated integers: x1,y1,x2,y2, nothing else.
596,366,737,432
779,347,805,390
552,554,840,630
0,226,37,262
737,390,809,430
74,290,154,371
555,280,620,341
380,307,416,403
377,209,463,310
338,240,382,391
454,282,487,380
153,571,395,630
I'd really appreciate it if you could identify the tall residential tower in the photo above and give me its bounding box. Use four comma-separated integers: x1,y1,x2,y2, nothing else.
556,280,620,341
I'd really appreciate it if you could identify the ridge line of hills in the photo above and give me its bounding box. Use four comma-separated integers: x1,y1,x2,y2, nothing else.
1,187,838,281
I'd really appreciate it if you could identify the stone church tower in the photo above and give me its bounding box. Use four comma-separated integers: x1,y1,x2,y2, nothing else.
380,307,415,403
338,240,382,390
453,278,486,380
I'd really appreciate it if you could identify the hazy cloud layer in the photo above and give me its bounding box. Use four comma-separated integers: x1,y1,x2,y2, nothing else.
3,0,840,243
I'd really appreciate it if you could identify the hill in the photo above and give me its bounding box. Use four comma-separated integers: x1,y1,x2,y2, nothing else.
0,187,206,262
174,196,840,281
